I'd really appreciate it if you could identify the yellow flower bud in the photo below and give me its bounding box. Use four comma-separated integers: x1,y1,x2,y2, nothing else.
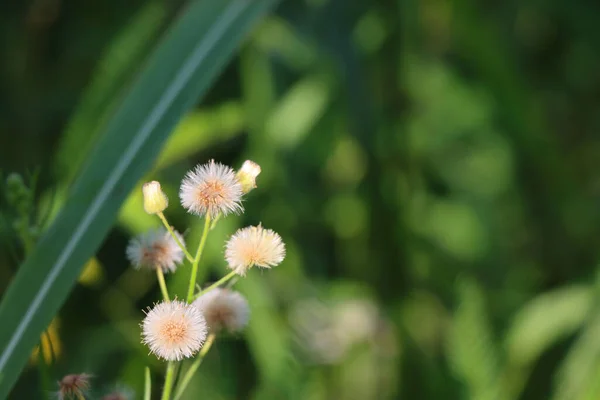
142,181,168,214
235,160,261,194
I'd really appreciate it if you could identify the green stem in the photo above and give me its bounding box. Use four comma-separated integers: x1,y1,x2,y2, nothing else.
156,267,170,301
144,367,151,400
161,362,176,400
36,338,50,400
193,271,237,301
158,212,194,262
209,213,221,231
186,215,211,302
173,334,216,400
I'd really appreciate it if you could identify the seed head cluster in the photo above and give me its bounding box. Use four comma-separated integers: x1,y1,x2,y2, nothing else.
126,159,287,394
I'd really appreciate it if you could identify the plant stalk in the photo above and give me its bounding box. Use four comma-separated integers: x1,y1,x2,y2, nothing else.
186,215,211,302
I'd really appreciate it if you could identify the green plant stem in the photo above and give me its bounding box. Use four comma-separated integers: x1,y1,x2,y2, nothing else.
144,367,151,400
157,212,194,262
186,215,211,302
209,213,221,230
161,362,176,400
156,267,170,301
173,334,216,400
193,271,237,301
36,339,50,400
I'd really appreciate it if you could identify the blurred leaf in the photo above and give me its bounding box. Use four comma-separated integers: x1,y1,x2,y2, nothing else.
266,73,335,148
155,102,245,169
447,278,504,400
505,285,592,367
239,275,300,399
0,0,278,395
551,312,600,400
54,1,168,183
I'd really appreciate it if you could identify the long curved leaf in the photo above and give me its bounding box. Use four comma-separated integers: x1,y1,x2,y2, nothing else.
0,0,277,396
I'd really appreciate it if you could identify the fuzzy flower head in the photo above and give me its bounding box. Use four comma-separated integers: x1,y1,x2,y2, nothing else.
142,181,168,214
236,160,261,194
179,160,243,218
193,288,250,333
225,225,286,276
126,228,185,273
142,300,207,361
57,373,92,400
102,387,134,400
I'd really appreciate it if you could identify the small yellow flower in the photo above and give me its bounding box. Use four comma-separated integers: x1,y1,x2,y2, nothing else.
142,181,168,214
225,225,286,276
236,160,261,194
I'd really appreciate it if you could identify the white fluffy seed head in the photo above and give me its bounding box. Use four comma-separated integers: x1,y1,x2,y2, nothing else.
225,225,286,276
126,228,185,273
179,160,243,218
193,288,250,333
141,300,207,361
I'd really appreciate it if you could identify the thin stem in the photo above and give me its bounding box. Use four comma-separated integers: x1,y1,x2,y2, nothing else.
161,362,176,400
173,334,216,400
172,361,183,393
144,367,152,400
36,338,50,400
156,267,170,301
186,215,211,302
76,394,85,400
193,271,237,301
209,213,221,231
158,212,194,262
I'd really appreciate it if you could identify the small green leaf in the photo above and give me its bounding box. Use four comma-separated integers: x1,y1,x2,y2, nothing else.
505,285,592,367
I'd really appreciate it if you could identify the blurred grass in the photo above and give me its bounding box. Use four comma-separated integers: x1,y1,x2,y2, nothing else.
1,0,600,399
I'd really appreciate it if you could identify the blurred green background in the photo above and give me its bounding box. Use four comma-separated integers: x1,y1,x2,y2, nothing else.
2,0,600,399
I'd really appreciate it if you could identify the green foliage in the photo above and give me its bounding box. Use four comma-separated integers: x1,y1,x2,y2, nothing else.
448,279,503,400
1,0,600,399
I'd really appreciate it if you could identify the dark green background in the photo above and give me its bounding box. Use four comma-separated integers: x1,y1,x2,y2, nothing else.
1,0,600,399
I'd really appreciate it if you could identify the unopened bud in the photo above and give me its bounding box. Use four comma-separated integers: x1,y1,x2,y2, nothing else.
142,181,168,214
235,160,261,194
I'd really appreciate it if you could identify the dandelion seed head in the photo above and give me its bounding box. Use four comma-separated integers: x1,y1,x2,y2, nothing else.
225,225,285,275
141,300,207,361
102,389,133,400
57,373,92,400
193,288,250,333
179,160,243,218
126,228,184,273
